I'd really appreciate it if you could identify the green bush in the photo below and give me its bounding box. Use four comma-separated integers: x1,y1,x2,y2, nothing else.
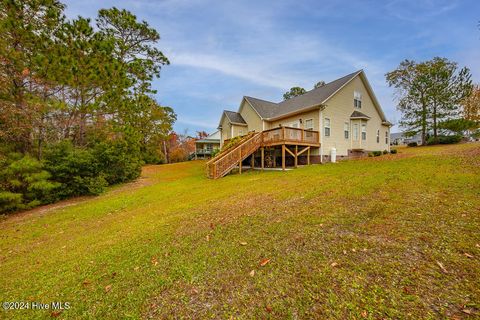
407,142,418,147
372,151,382,157
43,141,102,198
426,135,462,145
383,150,388,154
0,154,60,213
92,140,143,184
368,153,373,157
390,149,398,154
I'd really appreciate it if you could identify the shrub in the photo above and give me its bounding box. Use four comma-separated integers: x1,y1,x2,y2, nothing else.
372,151,382,157
92,140,143,184
426,135,462,145
43,141,102,198
0,154,60,213
407,142,418,147
383,150,388,154
368,153,373,157
390,149,398,154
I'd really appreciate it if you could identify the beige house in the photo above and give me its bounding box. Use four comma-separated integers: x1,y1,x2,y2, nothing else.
208,70,391,178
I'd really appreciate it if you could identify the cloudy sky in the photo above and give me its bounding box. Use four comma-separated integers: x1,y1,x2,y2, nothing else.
63,0,480,134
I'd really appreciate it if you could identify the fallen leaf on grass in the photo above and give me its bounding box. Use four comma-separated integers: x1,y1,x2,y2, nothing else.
464,253,474,258
265,305,272,313
82,279,91,286
134,266,140,271
249,270,255,277
462,309,472,315
190,288,199,295
151,257,158,266
436,261,448,274
343,250,347,255
105,285,112,293
260,258,270,266
361,310,368,318
51,310,62,318
330,262,338,267
206,235,210,242
240,242,247,246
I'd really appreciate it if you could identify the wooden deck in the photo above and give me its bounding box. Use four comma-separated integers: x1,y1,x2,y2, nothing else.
206,127,320,179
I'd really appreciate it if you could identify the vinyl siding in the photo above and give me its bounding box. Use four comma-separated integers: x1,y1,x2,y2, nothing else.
239,100,263,133
321,76,390,156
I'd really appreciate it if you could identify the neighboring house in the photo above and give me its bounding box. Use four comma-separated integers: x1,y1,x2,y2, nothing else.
208,70,392,178
390,132,422,145
194,130,220,159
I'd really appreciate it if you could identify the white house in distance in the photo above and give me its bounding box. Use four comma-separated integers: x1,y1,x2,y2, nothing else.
194,130,220,159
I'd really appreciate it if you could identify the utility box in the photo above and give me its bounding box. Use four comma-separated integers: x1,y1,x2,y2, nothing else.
331,147,336,163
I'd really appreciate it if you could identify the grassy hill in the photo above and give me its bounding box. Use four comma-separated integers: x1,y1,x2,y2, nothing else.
1,143,479,319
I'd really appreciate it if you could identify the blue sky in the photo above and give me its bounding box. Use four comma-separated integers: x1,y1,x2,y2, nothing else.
63,0,480,134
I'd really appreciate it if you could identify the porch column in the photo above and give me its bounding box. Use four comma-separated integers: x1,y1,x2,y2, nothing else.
307,147,310,165
282,144,285,171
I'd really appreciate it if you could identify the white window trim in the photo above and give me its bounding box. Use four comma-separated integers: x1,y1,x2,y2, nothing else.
324,118,331,137
361,124,367,141
304,118,314,130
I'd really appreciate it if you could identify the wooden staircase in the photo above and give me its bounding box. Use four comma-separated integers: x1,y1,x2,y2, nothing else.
206,132,262,179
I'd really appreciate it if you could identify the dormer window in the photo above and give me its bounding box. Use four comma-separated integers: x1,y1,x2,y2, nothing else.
354,91,362,109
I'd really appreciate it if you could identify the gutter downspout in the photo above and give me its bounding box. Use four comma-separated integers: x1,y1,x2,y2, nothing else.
319,105,326,163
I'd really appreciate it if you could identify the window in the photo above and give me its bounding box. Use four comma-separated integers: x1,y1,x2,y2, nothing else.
353,124,359,140
304,119,313,130
324,118,330,137
291,122,299,128
385,131,388,144
361,124,366,140
354,91,362,108
344,122,349,139
376,129,380,143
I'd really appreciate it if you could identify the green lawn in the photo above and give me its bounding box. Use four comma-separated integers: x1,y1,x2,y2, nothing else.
1,143,479,319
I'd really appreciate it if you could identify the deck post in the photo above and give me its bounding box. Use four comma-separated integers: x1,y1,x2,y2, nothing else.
307,147,310,165
250,153,254,169
239,148,242,174
273,149,276,168
295,145,298,168
261,147,264,170
282,144,285,171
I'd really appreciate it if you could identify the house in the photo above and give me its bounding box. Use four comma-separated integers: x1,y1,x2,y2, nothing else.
390,132,422,146
207,70,392,178
194,130,220,159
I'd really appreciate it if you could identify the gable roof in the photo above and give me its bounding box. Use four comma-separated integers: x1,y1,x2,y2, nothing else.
350,110,371,119
238,70,389,123
196,130,220,143
219,110,247,127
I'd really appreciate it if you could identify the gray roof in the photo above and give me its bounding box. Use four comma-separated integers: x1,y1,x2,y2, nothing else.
223,110,247,125
243,70,362,119
350,111,371,119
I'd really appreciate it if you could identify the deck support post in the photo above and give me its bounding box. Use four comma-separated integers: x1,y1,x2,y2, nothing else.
273,149,276,168
239,148,242,174
261,147,264,170
250,153,254,169
307,147,310,165
294,145,298,168
282,144,285,171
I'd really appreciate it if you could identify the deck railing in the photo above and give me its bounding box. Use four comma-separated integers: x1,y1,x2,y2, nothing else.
262,127,319,146
206,127,320,179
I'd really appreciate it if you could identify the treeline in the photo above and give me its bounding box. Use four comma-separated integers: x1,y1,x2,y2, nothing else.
386,57,479,145
0,0,176,213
